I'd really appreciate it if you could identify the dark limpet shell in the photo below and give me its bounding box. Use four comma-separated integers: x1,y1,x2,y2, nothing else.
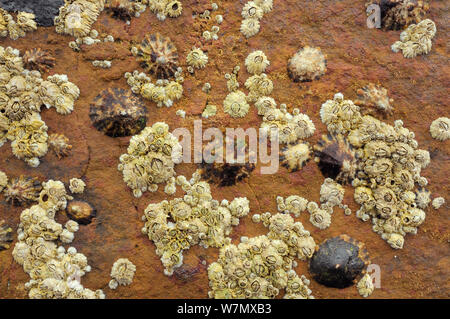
89,87,148,137
309,234,370,288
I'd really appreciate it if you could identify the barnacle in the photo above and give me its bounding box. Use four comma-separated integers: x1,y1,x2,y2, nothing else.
357,273,374,298
0,170,7,192
132,33,179,79
66,200,96,225
309,235,370,288
245,50,270,75
4,175,42,206
287,46,327,82
202,104,217,118
22,48,55,73
245,73,273,101
313,134,357,184
69,178,85,194
391,19,436,58
355,83,394,117
240,18,260,38
280,141,311,172
186,47,208,69
242,2,263,20
254,0,273,13
0,219,13,251
223,91,250,118
319,178,345,207
166,0,182,18
377,0,430,30
431,197,445,210
198,140,256,187
309,209,332,230
429,117,449,141
118,122,182,197
415,187,430,209
109,258,136,289
89,87,148,137
48,133,72,159
277,195,308,217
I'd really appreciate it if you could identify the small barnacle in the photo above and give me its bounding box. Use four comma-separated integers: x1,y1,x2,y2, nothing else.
240,18,260,38
415,188,431,209
48,133,72,159
202,83,211,93
355,83,394,117
0,220,13,251
69,178,85,194
110,258,136,288
245,50,270,75
254,96,276,116
287,46,327,82
313,134,357,184
223,91,250,118
133,33,179,79
166,0,183,18
245,73,273,99
383,233,404,249
89,88,148,137
186,47,208,69
4,175,42,206
431,197,445,210
320,178,345,207
254,0,273,13
242,2,264,20
280,141,311,172
66,201,96,225
309,209,331,230
291,111,316,139
309,235,370,288
429,117,450,141
22,48,55,73
0,170,8,192
357,273,374,298
284,196,308,217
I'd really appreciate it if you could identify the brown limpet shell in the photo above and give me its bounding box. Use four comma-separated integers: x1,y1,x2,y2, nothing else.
89,87,148,137
0,220,13,251
22,48,55,73
66,200,96,225
3,175,42,206
134,33,179,79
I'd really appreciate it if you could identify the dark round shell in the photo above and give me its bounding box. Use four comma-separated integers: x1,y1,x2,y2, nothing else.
89,87,148,137
0,0,65,26
66,201,96,225
105,0,134,21
309,234,370,288
136,33,179,79
313,134,357,184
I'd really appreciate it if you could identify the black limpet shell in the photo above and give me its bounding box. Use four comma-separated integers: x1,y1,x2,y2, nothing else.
89,87,148,137
309,234,370,288
0,0,65,26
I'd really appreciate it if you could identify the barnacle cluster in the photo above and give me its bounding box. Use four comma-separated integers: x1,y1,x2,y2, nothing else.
109,258,136,289
194,3,222,41
367,0,430,30
355,83,394,117
143,0,183,21
131,33,179,80
287,46,327,82
12,180,105,299
357,273,375,298
48,133,72,159
89,87,148,137
431,197,445,210
429,117,449,141
22,49,55,74
3,175,42,206
68,28,114,52
319,93,432,249
125,70,184,108
0,9,37,40
276,195,308,218
118,122,182,198
186,47,208,70
208,212,315,299
141,171,250,276
391,19,436,58
0,219,13,251
54,0,106,38
245,73,273,103
105,0,147,21
0,45,80,166
240,0,273,38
